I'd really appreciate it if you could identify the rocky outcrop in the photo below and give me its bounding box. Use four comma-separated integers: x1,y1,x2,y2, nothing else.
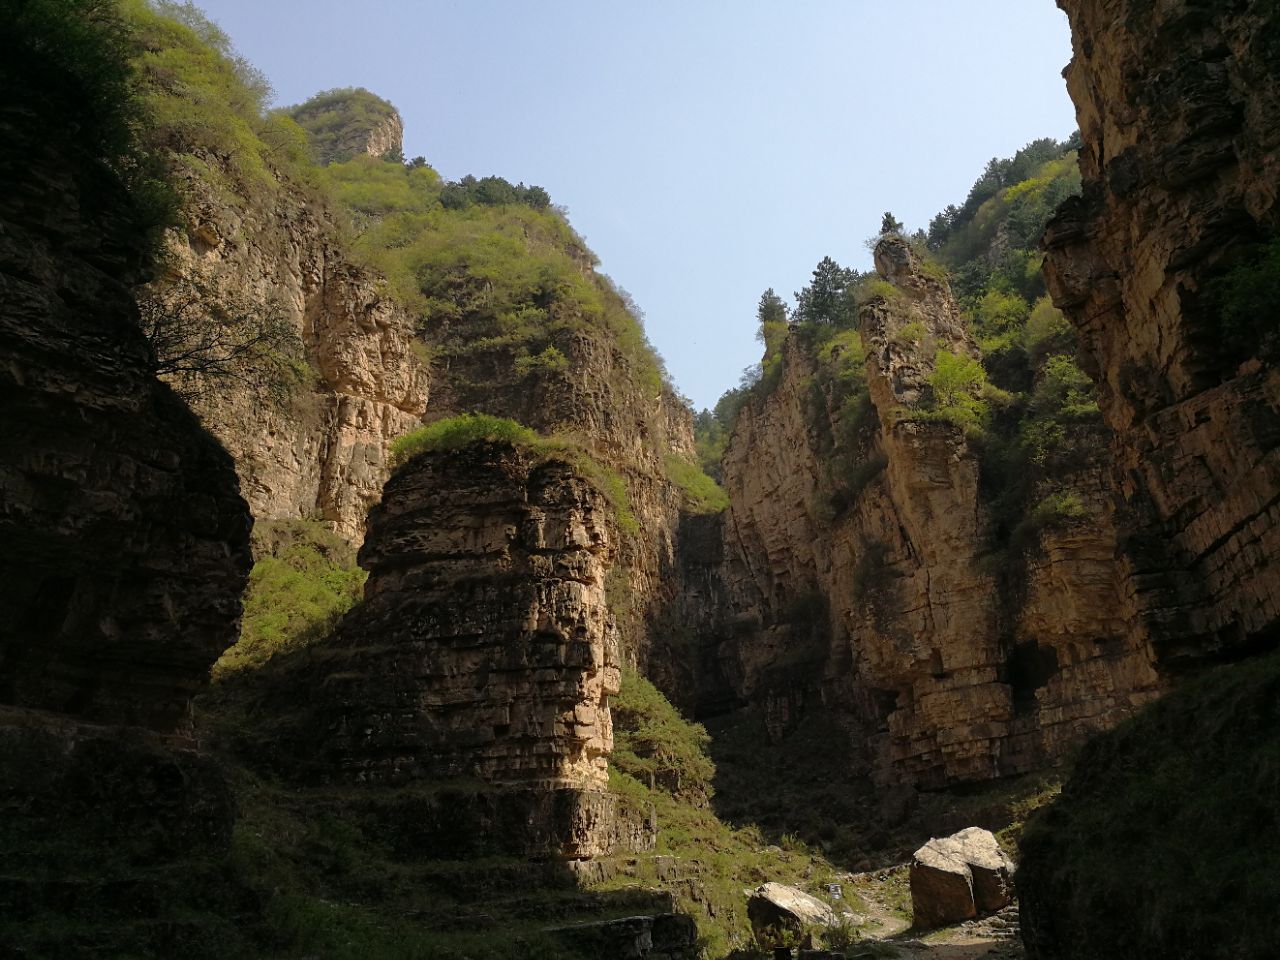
910,827,1014,928
426,310,703,703
277,441,652,858
149,164,428,542
1044,0,1280,667
287,88,404,163
747,882,836,944
550,912,699,959
0,110,252,731
713,237,1159,788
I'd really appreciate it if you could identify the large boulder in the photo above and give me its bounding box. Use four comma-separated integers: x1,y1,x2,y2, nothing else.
748,882,835,944
910,827,1014,928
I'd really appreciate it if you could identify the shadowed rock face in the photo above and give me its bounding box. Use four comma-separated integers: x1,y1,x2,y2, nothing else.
1045,0,1280,667
0,110,252,731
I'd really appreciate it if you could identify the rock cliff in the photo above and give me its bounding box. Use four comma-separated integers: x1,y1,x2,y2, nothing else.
144,166,428,543
288,87,405,163
713,237,1160,788
0,111,252,731
269,441,653,859
0,32,250,955
423,278,704,701
1043,0,1280,667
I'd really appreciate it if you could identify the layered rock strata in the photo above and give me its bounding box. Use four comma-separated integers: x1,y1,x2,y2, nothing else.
0,111,252,731
427,313,702,702
1044,0,1280,665
149,167,428,542
0,81,248,956
713,237,1160,787
291,441,651,858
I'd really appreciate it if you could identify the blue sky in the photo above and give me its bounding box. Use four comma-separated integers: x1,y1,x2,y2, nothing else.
192,0,1077,409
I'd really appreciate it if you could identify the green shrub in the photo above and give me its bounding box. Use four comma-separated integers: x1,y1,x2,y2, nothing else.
892,320,927,347
513,345,570,377
860,278,903,302
1209,235,1280,361
125,0,299,198
921,349,993,434
664,454,730,514
611,670,715,803
389,414,639,536
214,520,366,679
1024,295,1074,363
389,413,538,463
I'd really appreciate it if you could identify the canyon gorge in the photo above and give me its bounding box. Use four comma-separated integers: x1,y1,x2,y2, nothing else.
2,1,1279,958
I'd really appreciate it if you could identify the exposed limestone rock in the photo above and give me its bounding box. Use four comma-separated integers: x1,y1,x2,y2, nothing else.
713,236,1158,788
148,164,428,541
426,315,702,703
0,112,252,731
1045,0,1280,666
910,827,1014,929
275,441,651,858
747,882,836,943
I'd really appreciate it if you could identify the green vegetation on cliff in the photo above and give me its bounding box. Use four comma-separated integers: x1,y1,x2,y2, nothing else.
124,0,315,200
286,86,400,164
699,136,1099,548
313,149,669,399
213,520,366,681
604,671,854,956
391,414,640,535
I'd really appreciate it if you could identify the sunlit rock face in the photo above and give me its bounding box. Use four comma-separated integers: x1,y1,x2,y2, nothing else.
147,163,428,544
289,442,652,858
712,236,1158,789
1045,0,1280,667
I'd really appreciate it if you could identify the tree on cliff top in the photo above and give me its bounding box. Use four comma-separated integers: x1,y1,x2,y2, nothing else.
793,256,860,329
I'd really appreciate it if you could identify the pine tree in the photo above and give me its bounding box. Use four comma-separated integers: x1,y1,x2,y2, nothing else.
794,257,858,328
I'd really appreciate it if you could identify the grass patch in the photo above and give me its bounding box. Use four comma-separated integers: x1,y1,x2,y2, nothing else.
389,413,538,462
664,454,730,514
603,672,857,955
213,520,365,681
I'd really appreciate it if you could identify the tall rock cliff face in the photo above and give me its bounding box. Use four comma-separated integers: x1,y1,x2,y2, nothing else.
266,442,652,859
425,284,703,701
148,165,428,542
1044,0,1280,666
0,44,251,954
714,238,1160,788
0,115,252,731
